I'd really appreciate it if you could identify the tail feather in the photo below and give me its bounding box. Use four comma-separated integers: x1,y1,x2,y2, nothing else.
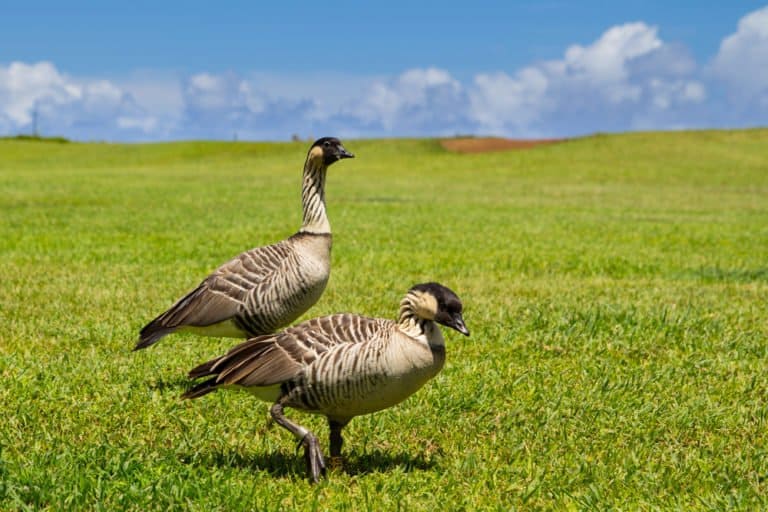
188,358,221,379
134,285,211,350
134,321,177,351
181,377,219,399
134,281,243,351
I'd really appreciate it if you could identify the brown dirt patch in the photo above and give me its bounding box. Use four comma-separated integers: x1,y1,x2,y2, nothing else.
440,137,565,154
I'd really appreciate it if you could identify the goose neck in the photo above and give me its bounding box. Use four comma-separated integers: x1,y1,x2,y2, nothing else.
300,161,330,234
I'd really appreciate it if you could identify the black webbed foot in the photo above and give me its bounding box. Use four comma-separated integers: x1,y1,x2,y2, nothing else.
300,433,326,483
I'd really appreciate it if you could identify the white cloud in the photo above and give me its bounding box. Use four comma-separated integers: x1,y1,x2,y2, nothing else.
0,61,78,125
563,22,662,85
711,5,768,102
179,72,319,140
117,115,158,133
338,67,468,134
1,6,766,141
0,61,159,140
628,42,697,78
647,79,706,110
185,72,248,112
469,68,550,132
463,22,707,136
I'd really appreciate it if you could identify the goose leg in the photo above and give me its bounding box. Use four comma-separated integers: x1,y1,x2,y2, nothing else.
329,420,344,457
327,419,347,470
270,402,326,483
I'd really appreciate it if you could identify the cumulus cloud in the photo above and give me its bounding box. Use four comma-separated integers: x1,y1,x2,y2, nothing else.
628,42,697,79
564,22,662,87
464,22,708,136
0,61,158,140
0,62,79,125
469,68,550,133
1,5,766,141
711,5,768,105
179,72,318,140
337,68,469,135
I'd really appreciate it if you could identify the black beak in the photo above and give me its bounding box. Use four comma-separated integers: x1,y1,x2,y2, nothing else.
450,313,470,336
337,145,354,159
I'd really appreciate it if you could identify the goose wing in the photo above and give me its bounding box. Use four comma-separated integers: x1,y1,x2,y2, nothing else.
138,240,297,347
188,314,393,388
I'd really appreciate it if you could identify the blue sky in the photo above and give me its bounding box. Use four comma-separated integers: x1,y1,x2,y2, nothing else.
1,1,767,141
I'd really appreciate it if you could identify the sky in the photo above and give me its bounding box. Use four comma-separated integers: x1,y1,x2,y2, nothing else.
1,1,767,141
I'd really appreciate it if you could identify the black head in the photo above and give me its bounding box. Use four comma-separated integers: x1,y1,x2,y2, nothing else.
410,282,469,336
309,137,354,166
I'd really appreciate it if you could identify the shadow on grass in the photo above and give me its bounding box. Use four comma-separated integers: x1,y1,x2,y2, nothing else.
146,375,191,393
181,446,436,479
343,449,437,476
181,448,299,478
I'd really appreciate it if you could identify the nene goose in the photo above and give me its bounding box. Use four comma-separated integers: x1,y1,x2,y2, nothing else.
182,282,469,483
134,137,354,351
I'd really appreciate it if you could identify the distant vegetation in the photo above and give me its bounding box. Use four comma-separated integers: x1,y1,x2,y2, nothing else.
1,134,70,143
1,130,767,510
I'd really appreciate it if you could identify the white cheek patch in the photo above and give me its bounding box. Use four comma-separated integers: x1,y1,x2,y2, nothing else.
309,146,324,162
414,292,438,320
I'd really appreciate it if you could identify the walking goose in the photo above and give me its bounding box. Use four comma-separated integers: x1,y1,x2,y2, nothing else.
134,137,354,351
182,282,469,483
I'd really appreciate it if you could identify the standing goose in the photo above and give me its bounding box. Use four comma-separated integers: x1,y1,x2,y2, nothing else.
134,137,354,351
182,282,470,483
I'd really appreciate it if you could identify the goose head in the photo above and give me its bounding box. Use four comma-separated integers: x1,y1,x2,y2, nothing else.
308,137,355,167
408,282,470,336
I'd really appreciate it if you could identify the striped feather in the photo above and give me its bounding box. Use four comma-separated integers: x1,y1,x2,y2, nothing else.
183,309,443,419
135,139,351,351
182,282,465,484
187,314,391,387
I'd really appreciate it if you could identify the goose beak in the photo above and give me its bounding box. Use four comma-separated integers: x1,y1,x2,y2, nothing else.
337,145,354,159
450,314,470,336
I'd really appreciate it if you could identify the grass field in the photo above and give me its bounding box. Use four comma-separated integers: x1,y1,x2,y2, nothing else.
1,129,767,510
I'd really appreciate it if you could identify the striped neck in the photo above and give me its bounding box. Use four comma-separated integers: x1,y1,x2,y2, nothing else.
299,160,330,234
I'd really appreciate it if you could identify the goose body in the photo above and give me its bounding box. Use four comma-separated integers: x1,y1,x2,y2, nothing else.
135,138,353,350
183,282,470,483
199,314,444,416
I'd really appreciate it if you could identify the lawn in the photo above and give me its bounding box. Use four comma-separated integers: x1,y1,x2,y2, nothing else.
1,129,767,510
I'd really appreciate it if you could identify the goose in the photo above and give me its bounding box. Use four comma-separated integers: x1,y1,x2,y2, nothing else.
182,282,470,483
134,137,354,351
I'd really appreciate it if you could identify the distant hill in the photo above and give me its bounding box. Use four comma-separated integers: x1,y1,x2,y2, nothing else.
0,134,70,143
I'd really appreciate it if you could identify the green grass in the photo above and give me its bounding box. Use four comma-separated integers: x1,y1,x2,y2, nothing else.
1,129,767,510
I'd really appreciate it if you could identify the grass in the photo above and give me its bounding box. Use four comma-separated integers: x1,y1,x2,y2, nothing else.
1,129,767,510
